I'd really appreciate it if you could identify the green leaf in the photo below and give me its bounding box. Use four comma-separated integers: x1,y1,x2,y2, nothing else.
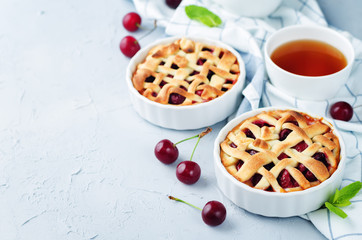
325,202,348,219
333,181,362,205
333,200,351,208
329,188,340,203
185,5,222,28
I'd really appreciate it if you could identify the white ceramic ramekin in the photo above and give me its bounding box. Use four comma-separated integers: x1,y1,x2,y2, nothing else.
212,0,282,17
214,107,346,217
126,37,246,130
264,25,354,101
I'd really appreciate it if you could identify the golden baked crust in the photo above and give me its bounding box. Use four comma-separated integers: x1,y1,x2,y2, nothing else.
132,38,240,105
220,110,341,193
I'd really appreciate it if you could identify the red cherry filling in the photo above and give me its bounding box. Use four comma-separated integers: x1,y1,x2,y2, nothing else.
236,160,244,171
207,70,215,80
293,141,308,152
243,129,255,139
151,92,157,97
297,163,317,182
196,90,203,96
171,63,179,69
297,163,307,172
160,80,167,87
202,47,214,53
264,162,275,171
251,173,262,186
250,163,275,186
279,129,292,141
312,152,329,168
246,149,258,155
219,52,224,58
190,71,200,76
197,58,206,65
145,76,155,82
278,169,299,188
229,142,237,148
252,120,273,128
287,120,299,126
278,153,289,160
169,93,185,105
296,152,329,182
305,170,317,181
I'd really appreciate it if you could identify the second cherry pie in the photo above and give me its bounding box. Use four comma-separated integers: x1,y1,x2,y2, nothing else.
132,38,241,106
220,110,341,193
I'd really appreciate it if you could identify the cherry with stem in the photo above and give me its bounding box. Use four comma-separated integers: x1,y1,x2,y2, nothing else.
168,195,226,226
123,12,142,32
176,127,212,184
155,127,211,165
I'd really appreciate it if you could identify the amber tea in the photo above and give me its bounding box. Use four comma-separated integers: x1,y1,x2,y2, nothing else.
270,40,347,76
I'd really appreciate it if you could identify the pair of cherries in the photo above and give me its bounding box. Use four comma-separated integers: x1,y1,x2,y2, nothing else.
120,1,183,58
120,12,142,57
155,128,211,184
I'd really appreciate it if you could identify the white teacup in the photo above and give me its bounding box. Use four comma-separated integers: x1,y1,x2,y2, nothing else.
212,0,282,17
264,25,355,101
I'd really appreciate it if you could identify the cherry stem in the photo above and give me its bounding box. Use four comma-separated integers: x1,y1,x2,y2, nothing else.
189,137,200,162
189,127,211,161
138,20,157,41
168,196,202,211
136,23,143,30
174,134,198,146
174,127,212,146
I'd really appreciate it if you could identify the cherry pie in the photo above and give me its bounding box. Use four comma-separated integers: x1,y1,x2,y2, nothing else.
220,110,341,193
132,38,240,106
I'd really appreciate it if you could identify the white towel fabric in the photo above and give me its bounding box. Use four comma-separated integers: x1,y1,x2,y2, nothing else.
133,0,362,239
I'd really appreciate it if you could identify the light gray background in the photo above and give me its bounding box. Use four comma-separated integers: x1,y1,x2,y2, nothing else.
0,0,360,239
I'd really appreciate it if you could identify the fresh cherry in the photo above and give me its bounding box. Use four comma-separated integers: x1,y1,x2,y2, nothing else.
155,128,211,165
120,36,140,58
168,196,226,226
165,0,182,9
155,139,179,164
330,101,353,121
176,161,201,184
122,12,141,32
175,127,212,184
202,201,227,226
